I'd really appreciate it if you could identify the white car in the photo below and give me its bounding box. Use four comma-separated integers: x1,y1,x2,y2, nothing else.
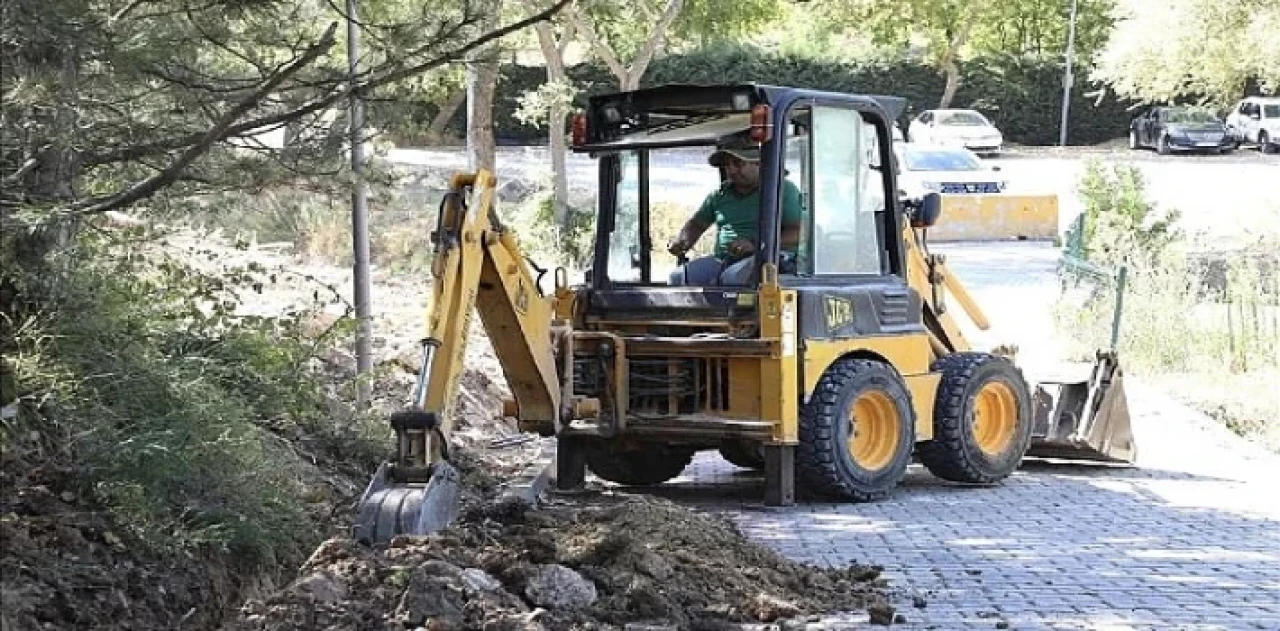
1225,96,1280,154
893,143,1007,198
907,109,1004,156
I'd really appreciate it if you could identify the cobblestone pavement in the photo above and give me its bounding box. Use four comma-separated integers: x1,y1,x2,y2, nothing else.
641,243,1280,630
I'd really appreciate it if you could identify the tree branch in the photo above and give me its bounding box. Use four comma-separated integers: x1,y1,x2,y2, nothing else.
3,145,53,187
567,3,627,83
81,0,572,168
626,0,683,88
71,23,340,216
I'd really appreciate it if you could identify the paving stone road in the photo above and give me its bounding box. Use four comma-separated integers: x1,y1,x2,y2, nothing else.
640,243,1280,630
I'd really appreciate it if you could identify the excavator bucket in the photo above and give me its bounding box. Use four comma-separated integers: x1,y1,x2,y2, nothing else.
1026,350,1137,465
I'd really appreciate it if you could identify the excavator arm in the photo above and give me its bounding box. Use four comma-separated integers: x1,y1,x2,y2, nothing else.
354,171,572,543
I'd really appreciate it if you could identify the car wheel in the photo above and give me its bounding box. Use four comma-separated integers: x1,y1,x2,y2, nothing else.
1261,131,1276,154
1157,134,1171,155
1129,129,1139,150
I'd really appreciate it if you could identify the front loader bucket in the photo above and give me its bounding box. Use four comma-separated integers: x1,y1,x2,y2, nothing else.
1026,350,1137,465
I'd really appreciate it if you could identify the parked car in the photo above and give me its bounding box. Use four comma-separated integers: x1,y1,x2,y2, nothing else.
1129,106,1238,154
1225,96,1280,154
893,143,1007,198
907,109,1004,156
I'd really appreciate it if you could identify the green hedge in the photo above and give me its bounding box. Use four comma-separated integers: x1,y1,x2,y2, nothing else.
444,46,1137,147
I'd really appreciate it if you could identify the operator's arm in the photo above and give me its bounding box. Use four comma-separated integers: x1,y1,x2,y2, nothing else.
779,179,803,250
669,197,715,254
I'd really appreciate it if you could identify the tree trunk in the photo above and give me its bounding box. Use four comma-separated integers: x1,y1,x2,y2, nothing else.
465,0,503,172
939,58,961,109
466,63,498,171
426,89,466,142
936,24,972,109
535,22,571,229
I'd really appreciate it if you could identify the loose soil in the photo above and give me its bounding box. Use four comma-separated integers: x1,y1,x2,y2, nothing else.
229,491,890,631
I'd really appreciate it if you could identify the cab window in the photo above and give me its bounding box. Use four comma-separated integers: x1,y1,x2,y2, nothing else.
784,104,888,276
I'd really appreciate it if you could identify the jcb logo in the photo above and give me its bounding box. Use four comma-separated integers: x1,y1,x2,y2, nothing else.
825,296,853,331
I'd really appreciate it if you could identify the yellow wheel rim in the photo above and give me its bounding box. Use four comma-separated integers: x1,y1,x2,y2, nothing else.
973,381,1018,456
848,390,901,471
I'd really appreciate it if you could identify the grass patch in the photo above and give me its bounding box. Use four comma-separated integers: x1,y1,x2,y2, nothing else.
1055,160,1280,452
2,225,384,572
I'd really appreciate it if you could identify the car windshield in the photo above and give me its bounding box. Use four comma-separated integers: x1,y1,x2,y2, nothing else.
1165,109,1217,123
902,148,983,171
1265,104,1280,118
937,111,989,126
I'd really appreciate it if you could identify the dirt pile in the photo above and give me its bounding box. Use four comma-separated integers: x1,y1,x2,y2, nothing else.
0,434,257,631
230,492,892,631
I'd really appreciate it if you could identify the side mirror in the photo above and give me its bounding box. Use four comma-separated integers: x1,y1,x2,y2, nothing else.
909,192,943,228
991,165,1002,172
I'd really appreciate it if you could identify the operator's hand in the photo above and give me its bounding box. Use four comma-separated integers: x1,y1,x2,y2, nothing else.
667,238,689,257
726,238,756,258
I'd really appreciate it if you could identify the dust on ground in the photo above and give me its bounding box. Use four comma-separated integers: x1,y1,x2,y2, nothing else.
230,491,891,631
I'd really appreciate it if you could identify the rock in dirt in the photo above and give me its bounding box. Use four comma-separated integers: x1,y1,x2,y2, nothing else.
396,567,466,626
525,563,598,609
868,602,896,625
461,567,503,593
291,570,348,603
747,593,802,622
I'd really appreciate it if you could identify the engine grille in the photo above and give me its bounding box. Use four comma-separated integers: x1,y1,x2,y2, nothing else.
574,355,731,417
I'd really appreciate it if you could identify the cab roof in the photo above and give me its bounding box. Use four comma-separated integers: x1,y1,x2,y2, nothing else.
573,83,907,152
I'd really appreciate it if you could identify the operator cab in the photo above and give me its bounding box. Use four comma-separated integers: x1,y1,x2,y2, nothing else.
569,84,922,336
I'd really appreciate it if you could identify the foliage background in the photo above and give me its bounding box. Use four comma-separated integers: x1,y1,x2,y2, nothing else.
376,45,1142,146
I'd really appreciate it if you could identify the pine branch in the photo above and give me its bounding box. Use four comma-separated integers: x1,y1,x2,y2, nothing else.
71,23,340,216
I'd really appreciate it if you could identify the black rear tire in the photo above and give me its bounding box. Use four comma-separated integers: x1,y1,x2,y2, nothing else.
796,359,915,501
918,352,1033,484
584,440,694,486
719,440,765,470
1261,131,1276,154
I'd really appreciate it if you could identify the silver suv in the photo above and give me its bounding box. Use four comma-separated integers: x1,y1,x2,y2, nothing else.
1225,96,1280,154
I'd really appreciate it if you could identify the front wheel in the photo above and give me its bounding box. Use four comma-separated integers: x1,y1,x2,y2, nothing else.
796,359,915,501
1129,129,1140,150
1261,131,1276,154
918,352,1033,484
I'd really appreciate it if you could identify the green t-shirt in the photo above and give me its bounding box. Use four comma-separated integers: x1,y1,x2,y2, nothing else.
694,179,804,260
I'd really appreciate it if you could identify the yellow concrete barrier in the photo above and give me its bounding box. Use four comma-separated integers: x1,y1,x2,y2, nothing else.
927,194,1059,242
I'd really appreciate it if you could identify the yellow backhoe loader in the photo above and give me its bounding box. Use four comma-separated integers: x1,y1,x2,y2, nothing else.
353,84,1136,544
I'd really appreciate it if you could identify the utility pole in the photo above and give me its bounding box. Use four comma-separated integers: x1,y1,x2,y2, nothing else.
346,0,374,408
1059,0,1079,147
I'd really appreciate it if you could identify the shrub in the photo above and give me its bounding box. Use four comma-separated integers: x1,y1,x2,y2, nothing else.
3,228,380,571
1073,159,1182,269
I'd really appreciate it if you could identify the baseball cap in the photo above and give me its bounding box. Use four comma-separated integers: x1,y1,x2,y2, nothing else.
708,135,761,166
